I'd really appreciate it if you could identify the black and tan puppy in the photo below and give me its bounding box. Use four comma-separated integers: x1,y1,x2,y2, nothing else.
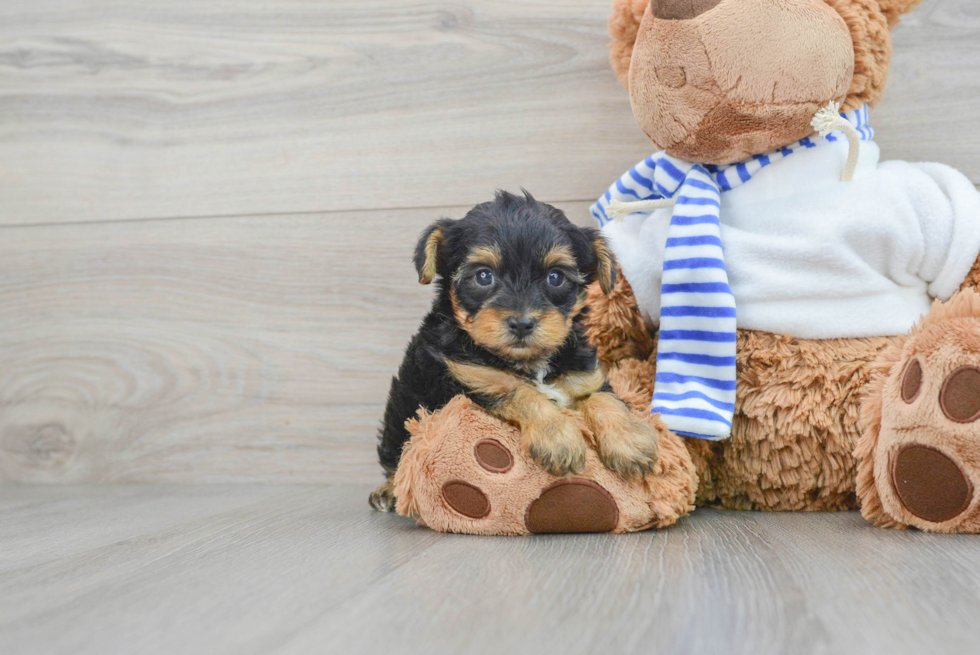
370,191,659,511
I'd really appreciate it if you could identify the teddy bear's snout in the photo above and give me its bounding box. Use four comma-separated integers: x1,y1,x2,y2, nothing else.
650,0,723,21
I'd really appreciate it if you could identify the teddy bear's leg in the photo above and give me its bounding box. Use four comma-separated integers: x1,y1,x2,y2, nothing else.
604,326,897,510
856,290,980,533
391,395,696,535
583,269,654,371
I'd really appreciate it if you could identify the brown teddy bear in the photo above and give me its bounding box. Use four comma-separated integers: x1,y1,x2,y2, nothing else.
390,0,980,535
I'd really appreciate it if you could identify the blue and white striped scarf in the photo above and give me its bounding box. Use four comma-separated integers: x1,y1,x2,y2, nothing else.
590,105,873,440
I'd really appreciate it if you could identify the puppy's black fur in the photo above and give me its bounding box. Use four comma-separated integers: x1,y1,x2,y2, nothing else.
371,191,655,512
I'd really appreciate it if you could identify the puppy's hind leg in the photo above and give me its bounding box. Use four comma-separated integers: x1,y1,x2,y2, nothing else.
369,479,396,512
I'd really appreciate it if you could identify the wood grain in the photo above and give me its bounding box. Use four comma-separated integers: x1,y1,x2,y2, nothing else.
0,0,978,226
1,0,980,482
3,485,980,655
0,202,591,484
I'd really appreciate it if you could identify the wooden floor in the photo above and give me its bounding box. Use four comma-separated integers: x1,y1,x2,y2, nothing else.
1,484,979,655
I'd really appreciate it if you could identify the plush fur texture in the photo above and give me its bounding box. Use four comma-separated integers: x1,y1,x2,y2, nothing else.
856,290,980,533
585,271,897,510
585,255,980,518
393,395,697,535
608,0,919,163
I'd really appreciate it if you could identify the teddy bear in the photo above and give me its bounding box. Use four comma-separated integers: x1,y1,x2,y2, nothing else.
387,0,980,535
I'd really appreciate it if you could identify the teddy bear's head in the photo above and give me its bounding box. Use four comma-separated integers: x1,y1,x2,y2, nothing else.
609,0,921,164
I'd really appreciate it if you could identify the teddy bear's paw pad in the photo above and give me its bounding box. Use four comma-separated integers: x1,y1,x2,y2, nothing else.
892,445,973,523
939,366,980,423
474,438,513,473
889,363,980,525
524,479,619,534
442,481,491,519
868,306,980,532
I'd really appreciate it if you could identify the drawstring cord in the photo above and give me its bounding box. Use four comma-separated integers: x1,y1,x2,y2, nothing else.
605,101,862,222
811,101,861,183
606,196,676,220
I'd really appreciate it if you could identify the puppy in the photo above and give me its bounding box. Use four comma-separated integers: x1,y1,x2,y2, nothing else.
370,191,659,512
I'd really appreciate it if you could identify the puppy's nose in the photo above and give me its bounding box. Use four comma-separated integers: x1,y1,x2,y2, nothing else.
651,0,723,20
507,315,537,338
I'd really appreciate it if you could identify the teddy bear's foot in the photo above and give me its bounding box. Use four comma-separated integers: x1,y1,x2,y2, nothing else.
390,395,696,535
857,290,980,533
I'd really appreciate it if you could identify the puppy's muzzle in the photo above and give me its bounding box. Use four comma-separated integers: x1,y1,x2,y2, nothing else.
506,315,537,339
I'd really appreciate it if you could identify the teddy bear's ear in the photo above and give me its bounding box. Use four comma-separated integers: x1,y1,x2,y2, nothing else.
876,0,923,29
608,0,650,90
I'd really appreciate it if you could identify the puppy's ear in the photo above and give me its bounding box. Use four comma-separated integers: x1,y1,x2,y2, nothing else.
413,219,453,285
571,226,616,295
593,233,616,295
592,230,616,296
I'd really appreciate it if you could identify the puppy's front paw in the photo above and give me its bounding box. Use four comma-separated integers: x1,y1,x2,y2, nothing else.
369,482,396,512
584,393,660,481
524,415,587,477
598,417,660,481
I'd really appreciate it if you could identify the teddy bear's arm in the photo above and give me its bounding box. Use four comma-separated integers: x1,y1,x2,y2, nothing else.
960,252,980,293
584,266,654,370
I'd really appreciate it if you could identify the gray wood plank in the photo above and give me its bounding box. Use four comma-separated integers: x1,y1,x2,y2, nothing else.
284,508,980,655
0,0,977,226
0,202,591,484
0,485,444,655
2,485,980,655
877,0,980,175
0,485,289,572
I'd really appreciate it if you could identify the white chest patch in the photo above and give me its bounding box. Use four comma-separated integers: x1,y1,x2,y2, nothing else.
534,368,571,408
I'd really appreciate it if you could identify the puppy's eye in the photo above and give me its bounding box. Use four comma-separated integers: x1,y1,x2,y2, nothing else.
475,269,495,287
547,271,565,287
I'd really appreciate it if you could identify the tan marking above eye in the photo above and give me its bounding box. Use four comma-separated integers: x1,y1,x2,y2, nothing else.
940,366,980,423
543,245,576,269
465,245,502,269
901,359,923,404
